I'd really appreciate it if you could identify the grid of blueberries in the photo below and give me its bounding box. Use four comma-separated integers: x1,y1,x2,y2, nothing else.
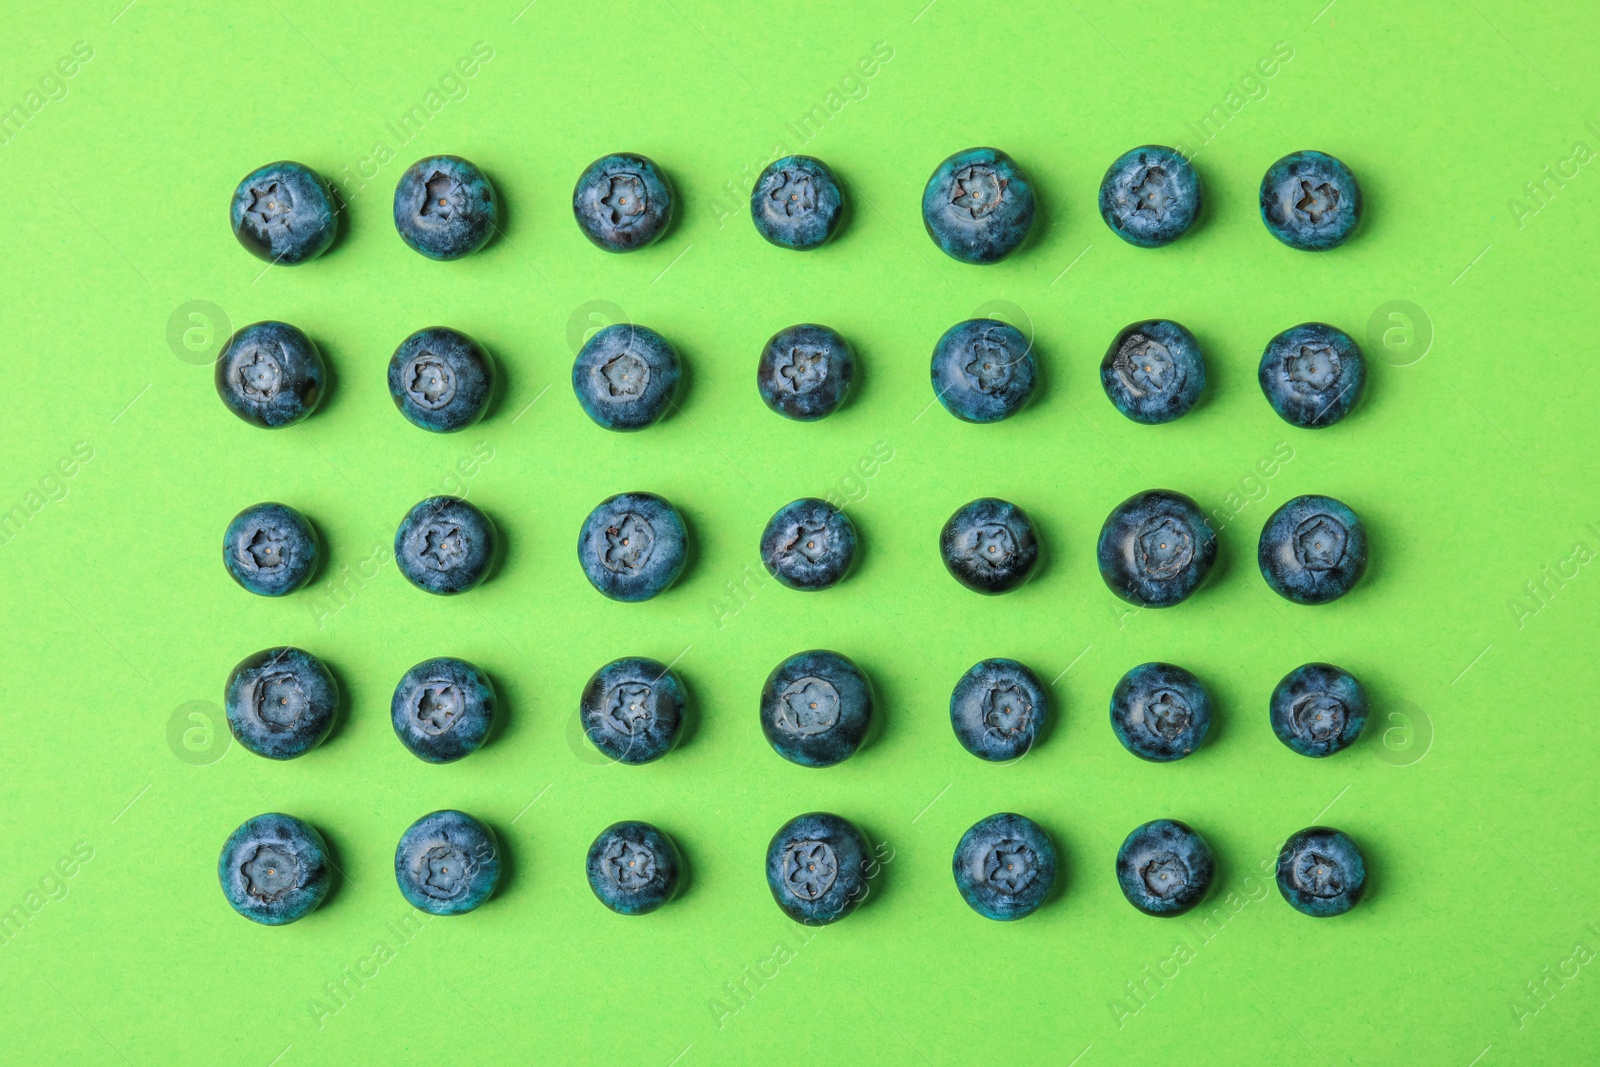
217,145,1371,926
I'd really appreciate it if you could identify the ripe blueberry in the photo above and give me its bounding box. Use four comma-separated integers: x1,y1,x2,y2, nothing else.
572,323,681,431
1097,490,1216,608
1270,663,1369,757
586,821,682,915
1115,819,1214,915
579,656,687,765
761,498,857,591
1276,826,1366,916
573,152,674,252
577,492,687,602
930,318,1036,423
1260,151,1362,251
388,327,495,433
1101,320,1206,424
1259,322,1366,428
393,155,497,260
1258,494,1368,605
750,155,844,250
218,813,332,925
391,657,496,764
223,502,319,596
1098,145,1201,248
395,496,497,595
394,810,501,916
756,323,854,421
229,161,337,265
949,658,1049,762
766,812,872,925
1110,662,1212,762
225,646,338,760
940,498,1039,595
952,812,1056,920
215,321,325,429
759,649,874,768
922,147,1035,263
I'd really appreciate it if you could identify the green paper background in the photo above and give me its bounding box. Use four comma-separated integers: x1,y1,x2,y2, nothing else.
3,0,1598,1063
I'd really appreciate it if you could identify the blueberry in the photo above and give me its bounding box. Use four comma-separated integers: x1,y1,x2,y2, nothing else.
940,498,1039,595
1097,145,1202,248
572,324,681,432
1101,320,1207,425
930,318,1037,423
573,152,674,252
1115,819,1214,916
218,813,332,925
224,646,338,760
1097,490,1216,608
750,155,844,250
1270,663,1369,757
759,650,874,768
756,323,854,421
1258,322,1366,428
387,327,495,433
215,321,325,429
577,492,687,602
391,657,496,764
586,821,682,915
394,495,498,595
229,161,337,265
952,812,1056,921
766,812,872,925
393,155,497,260
922,147,1035,264
1275,826,1366,917
394,810,501,916
1260,150,1362,251
223,502,319,596
1109,662,1212,762
949,658,1049,761
1258,494,1368,605
760,498,857,591
580,656,687,765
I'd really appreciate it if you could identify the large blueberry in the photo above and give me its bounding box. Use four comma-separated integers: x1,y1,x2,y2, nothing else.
394,810,501,916
395,496,498,595
949,658,1049,762
1097,490,1216,608
1258,494,1368,605
586,821,682,915
391,657,496,764
1110,662,1212,762
750,155,844,250
580,656,687,765
930,318,1036,423
1115,819,1214,916
387,327,495,433
218,813,331,925
1101,320,1206,425
922,147,1035,264
766,812,872,925
757,323,854,421
1260,150,1362,251
952,812,1056,921
760,650,873,768
1259,322,1366,429
224,646,338,760
229,161,337,265
1276,826,1366,917
1098,146,1201,248
1270,662,1369,757
223,502,319,596
577,492,687,602
941,498,1039,595
760,498,856,591
393,155,497,260
572,324,681,431
215,320,325,429
573,152,674,252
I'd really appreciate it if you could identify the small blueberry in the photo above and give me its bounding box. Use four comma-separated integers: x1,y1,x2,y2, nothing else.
586,821,682,915
394,810,501,916
1260,150,1362,251
952,812,1056,920
940,498,1039,595
1269,663,1369,757
1097,490,1216,608
759,650,874,768
1110,662,1212,762
387,327,496,433
760,498,857,591
395,496,498,595
222,502,319,597
931,318,1037,423
577,492,688,602
1259,322,1366,428
949,659,1049,762
750,155,844,250
922,147,1035,263
391,657,496,764
229,161,337,265
766,812,872,925
1115,819,1214,916
573,152,674,252
1276,826,1367,916
1101,320,1207,424
1098,145,1201,247
224,646,338,761
756,324,854,421
572,324,681,431
579,656,687,765
1258,494,1368,605
218,813,332,925
393,155,497,260
215,321,325,429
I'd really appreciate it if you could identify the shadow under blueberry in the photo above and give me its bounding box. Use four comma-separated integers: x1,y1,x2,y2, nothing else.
477,659,525,750
664,826,695,906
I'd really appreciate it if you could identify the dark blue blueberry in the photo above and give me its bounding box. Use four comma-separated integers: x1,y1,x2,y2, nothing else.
922,147,1035,264
224,646,338,760
1258,494,1368,605
229,161,337,265
580,656,687,765
941,498,1039,595
949,659,1048,762
1097,490,1216,608
577,492,687,602
1260,150,1362,251
572,324,681,431
766,812,872,925
1110,662,1212,762
1115,819,1214,916
223,502,319,597
394,810,501,916
1098,145,1201,248
390,657,496,764
1276,826,1366,916
760,498,856,591
218,813,331,925
215,321,325,429
1259,322,1366,428
1101,320,1207,425
573,152,674,252
931,318,1037,423
387,327,495,433
756,323,854,421
393,155,497,260
952,812,1056,921
750,155,844,250
1270,663,1369,757
395,495,498,595
759,650,873,768
586,821,682,915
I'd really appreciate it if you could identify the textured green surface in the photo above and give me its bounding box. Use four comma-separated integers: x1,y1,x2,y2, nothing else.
3,1,1598,1063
